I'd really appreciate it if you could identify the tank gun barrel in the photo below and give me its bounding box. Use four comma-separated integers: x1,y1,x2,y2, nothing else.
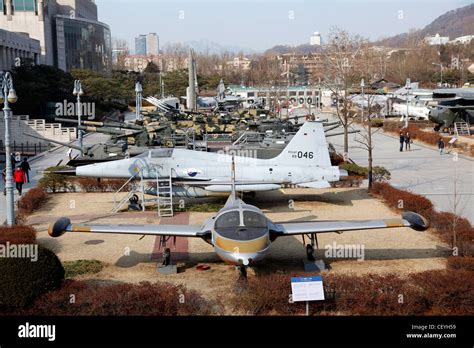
55,118,143,130
24,133,84,151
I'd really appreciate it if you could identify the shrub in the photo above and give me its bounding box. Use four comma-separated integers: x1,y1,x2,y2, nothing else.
371,182,433,215
63,260,104,278
340,163,368,177
447,256,474,271
370,118,384,128
233,270,474,316
383,123,450,147
21,281,222,316
0,225,36,245
372,166,391,182
0,245,64,310
39,166,72,193
371,182,474,257
75,178,104,192
72,178,129,192
17,187,47,215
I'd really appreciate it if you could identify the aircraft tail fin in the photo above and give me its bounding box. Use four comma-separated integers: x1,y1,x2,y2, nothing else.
271,121,332,167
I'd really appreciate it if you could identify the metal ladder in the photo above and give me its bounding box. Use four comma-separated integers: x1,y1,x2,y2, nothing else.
112,170,145,213
156,168,174,217
454,122,470,136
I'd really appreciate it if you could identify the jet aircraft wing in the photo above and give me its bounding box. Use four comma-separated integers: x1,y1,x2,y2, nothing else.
272,212,428,236
49,217,206,238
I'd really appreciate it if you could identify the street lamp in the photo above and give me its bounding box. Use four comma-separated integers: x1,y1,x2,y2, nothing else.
360,78,365,120
432,63,443,87
135,81,143,121
72,80,84,155
405,78,411,129
1,71,18,226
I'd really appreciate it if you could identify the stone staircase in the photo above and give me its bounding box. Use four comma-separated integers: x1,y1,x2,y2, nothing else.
0,114,77,153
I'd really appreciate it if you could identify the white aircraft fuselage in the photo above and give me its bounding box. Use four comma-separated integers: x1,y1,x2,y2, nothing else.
73,122,342,194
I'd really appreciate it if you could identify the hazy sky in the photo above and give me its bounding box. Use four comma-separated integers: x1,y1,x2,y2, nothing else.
96,0,473,52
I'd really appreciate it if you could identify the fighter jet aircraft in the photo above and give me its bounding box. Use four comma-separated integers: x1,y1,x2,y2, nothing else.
48,163,429,279
56,121,346,197
428,88,474,131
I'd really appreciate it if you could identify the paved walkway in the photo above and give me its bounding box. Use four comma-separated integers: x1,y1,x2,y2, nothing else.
327,115,474,224
0,133,109,225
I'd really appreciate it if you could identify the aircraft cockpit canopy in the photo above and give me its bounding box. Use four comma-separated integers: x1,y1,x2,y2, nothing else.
138,149,174,159
215,209,268,241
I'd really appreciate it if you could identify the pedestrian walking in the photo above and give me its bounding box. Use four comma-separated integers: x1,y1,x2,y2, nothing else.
405,132,411,151
447,136,457,153
20,158,31,183
399,132,405,152
13,167,26,196
438,137,445,155
10,153,16,171
67,148,73,160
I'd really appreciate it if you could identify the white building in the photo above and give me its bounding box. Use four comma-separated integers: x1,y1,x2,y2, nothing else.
425,33,450,46
310,32,321,46
146,33,159,55
450,35,474,45
468,63,474,74
226,56,251,70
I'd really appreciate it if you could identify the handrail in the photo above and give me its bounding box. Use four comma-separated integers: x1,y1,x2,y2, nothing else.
113,167,143,205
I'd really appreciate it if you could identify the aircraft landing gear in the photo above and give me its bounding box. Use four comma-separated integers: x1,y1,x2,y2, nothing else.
306,244,316,262
162,248,171,266
303,233,318,261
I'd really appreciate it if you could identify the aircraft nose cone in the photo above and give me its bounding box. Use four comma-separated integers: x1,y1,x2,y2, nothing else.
52,168,77,176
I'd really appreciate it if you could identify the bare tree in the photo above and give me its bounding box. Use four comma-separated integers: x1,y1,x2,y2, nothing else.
354,90,384,190
322,28,365,155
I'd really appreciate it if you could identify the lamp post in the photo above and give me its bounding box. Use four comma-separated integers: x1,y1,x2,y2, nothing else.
405,78,411,129
135,81,143,121
72,80,84,155
432,63,443,87
1,71,18,226
360,78,365,120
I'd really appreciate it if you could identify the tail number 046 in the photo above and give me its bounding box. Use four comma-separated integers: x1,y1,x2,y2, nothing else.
295,151,314,159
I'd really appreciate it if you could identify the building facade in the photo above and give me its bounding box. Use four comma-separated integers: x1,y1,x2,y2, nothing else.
0,28,41,70
310,32,321,46
0,0,112,73
135,34,146,55
55,15,111,73
226,56,251,70
135,33,159,55
146,32,159,55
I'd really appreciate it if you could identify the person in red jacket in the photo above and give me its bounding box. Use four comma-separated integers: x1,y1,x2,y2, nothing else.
14,167,26,196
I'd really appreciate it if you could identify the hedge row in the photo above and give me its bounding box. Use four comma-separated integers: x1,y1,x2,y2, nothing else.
39,173,129,193
17,187,47,215
232,270,474,316
383,123,450,146
15,281,221,316
0,225,36,245
371,182,474,256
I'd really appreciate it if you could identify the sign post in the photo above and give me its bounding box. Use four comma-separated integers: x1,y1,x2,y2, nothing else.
291,276,325,316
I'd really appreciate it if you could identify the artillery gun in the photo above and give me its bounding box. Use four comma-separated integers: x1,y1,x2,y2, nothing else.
25,132,147,166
